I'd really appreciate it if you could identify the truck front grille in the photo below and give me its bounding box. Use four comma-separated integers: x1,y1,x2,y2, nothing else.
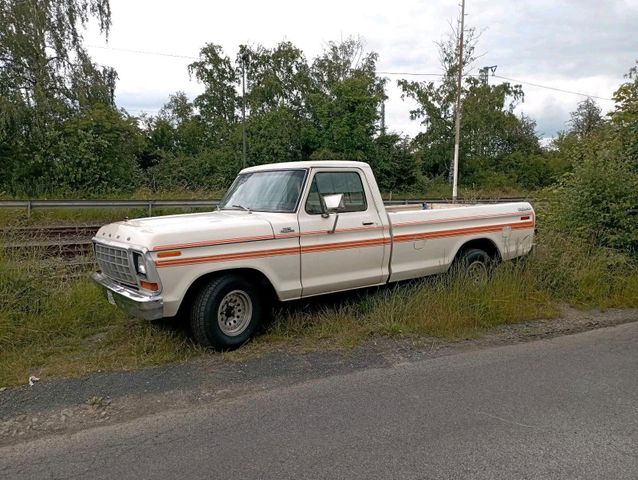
94,243,138,287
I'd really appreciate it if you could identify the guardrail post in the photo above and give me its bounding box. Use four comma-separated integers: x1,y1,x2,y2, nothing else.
27,200,32,218
148,200,152,217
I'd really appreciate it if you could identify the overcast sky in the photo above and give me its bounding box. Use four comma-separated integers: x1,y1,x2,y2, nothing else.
85,0,638,139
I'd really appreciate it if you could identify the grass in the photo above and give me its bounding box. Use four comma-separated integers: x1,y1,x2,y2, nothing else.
262,267,559,349
1,229,637,387
0,252,205,386
0,207,218,228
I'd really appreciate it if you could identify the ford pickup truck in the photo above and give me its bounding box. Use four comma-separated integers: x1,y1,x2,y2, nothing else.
91,161,535,349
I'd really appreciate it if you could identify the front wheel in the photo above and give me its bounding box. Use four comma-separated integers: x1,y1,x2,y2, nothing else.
190,274,263,349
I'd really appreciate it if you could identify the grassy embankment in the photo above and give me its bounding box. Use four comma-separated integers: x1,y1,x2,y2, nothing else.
1,177,635,387
1,225,637,387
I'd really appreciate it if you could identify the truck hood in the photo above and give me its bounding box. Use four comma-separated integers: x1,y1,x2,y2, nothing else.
94,211,276,251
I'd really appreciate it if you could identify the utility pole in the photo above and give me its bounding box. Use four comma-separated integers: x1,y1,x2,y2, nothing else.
452,0,465,203
241,52,248,168
380,101,386,135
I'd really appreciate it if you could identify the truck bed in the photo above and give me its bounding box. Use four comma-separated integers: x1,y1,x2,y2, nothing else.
386,202,535,282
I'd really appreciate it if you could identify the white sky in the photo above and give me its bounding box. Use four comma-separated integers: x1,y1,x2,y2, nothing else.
85,0,638,139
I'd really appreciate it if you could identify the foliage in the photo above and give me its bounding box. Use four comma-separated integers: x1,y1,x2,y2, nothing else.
399,27,542,186
541,63,638,259
569,97,604,138
0,0,130,195
545,142,638,257
397,27,479,178
0,0,636,206
3,225,638,385
609,61,638,161
50,105,142,193
141,37,389,190
0,251,202,387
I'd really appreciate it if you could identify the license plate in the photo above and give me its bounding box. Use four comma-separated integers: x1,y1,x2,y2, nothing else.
106,290,116,305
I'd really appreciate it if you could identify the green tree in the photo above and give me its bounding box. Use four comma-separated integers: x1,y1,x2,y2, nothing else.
545,59,638,257
569,97,604,138
308,38,386,161
398,28,479,178
51,105,142,193
239,41,313,164
0,0,120,194
188,44,239,147
399,27,541,188
371,134,419,192
609,61,638,161
184,43,242,183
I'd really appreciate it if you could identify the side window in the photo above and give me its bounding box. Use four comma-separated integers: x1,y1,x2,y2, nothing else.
305,171,367,215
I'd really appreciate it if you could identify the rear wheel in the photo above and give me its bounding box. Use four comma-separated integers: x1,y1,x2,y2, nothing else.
190,274,263,349
454,248,492,284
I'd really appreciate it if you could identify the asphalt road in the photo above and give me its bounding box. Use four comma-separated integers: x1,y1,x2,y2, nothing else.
2,322,637,480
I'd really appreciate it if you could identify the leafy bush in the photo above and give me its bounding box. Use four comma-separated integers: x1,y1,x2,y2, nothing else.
50,106,142,194
148,150,240,191
544,144,638,257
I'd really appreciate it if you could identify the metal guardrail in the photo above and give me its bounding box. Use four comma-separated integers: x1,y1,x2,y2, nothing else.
0,197,529,217
0,199,221,217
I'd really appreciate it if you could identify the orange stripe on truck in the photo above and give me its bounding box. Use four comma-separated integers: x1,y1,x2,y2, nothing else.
154,219,533,269
393,220,534,243
151,211,533,251
156,246,301,268
153,234,274,251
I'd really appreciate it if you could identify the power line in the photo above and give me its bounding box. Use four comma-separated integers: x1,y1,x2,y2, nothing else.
378,71,443,77
493,74,613,101
86,44,198,60
86,45,615,102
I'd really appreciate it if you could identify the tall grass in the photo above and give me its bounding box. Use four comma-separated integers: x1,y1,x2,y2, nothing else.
262,238,638,349
0,248,202,387
264,265,557,348
1,226,637,387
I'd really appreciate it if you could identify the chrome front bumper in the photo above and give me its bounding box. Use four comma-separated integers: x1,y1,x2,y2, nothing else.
91,272,164,321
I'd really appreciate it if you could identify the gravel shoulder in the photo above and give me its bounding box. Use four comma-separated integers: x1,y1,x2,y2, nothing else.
1,306,637,447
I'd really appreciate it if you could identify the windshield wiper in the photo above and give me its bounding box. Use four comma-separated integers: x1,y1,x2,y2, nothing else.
232,204,252,213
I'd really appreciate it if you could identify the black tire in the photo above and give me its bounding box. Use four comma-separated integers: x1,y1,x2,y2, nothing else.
453,248,492,283
190,274,263,350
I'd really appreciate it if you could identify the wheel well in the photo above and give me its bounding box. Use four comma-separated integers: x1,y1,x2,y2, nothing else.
453,238,501,263
176,268,278,319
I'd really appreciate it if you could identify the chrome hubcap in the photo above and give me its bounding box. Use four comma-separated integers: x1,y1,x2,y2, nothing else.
466,260,488,284
217,290,252,336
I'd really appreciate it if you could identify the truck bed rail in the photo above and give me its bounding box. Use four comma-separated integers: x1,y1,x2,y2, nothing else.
0,197,530,217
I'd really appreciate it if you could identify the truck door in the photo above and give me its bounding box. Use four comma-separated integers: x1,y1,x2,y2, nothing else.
298,169,386,296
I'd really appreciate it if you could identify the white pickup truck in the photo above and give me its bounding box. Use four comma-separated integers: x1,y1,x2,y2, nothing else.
92,161,535,349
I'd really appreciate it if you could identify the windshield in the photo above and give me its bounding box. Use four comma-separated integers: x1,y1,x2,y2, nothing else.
219,169,307,213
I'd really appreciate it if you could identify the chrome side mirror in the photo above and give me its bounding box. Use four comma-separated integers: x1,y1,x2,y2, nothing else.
322,193,344,212
321,193,344,234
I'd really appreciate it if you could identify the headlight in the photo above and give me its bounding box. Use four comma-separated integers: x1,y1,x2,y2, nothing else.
132,252,148,277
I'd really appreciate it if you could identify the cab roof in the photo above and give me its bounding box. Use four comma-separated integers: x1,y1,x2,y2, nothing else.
241,160,370,173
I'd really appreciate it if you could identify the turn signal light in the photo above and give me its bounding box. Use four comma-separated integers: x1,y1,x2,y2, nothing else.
157,251,182,258
140,281,159,291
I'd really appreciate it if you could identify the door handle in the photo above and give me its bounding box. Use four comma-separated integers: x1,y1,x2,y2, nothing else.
362,221,374,226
